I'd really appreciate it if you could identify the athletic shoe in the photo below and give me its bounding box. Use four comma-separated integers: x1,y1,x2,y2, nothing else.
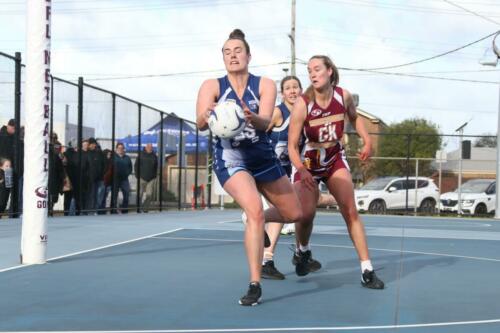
294,250,312,276
261,260,285,280
361,270,385,289
238,282,262,306
280,223,295,235
292,251,322,272
242,212,271,247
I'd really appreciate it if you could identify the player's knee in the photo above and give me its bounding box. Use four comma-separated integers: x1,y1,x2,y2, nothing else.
246,210,265,227
285,208,303,224
342,204,358,222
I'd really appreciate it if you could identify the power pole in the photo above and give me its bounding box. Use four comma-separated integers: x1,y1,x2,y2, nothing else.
290,0,296,76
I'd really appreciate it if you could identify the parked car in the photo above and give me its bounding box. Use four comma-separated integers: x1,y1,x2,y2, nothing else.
439,179,496,215
355,177,439,214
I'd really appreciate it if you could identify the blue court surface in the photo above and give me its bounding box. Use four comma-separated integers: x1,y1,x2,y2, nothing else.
1,210,500,333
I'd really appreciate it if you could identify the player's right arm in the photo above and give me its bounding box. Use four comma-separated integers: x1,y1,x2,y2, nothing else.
196,79,219,131
288,97,315,190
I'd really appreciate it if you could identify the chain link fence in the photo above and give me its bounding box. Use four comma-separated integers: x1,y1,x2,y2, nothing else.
0,51,497,218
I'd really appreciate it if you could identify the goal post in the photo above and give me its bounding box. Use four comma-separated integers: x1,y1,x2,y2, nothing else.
20,0,52,264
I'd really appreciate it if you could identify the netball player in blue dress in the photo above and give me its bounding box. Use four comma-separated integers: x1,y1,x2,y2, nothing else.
261,75,322,279
196,29,303,306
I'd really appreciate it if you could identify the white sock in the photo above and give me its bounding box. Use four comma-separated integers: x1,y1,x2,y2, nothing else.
262,251,273,265
361,260,373,273
298,244,310,253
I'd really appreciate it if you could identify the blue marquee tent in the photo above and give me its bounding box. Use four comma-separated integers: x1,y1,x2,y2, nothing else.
119,115,209,154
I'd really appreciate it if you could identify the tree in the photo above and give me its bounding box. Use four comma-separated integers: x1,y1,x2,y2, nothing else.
474,134,497,148
375,118,442,177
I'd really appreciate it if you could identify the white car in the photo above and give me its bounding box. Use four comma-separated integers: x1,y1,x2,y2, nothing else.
355,177,439,214
439,179,496,215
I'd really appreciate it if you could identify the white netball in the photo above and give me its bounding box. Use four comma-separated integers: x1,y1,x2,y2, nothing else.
208,100,246,139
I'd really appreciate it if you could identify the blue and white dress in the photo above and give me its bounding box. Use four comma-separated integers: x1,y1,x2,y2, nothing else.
213,74,285,186
268,102,292,178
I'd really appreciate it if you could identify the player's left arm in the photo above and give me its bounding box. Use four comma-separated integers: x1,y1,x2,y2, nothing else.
243,77,276,131
344,89,372,161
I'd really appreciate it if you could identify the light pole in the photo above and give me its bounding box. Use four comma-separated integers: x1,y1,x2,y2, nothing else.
455,121,469,215
480,31,500,219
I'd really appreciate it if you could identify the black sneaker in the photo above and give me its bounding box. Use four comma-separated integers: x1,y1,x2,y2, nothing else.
294,250,311,276
361,270,385,289
264,230,271,248
239,282,262,306
292,251,322,272
262,260,285,280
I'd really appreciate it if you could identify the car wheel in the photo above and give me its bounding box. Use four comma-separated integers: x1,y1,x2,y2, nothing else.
419,198,436,214
474,204,487,215
368,200,386,214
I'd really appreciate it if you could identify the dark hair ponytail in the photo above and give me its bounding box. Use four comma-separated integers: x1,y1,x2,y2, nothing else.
304,55,339,102
223,28,250,54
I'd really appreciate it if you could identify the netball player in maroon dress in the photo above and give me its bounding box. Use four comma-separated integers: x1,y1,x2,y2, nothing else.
288,55,384,288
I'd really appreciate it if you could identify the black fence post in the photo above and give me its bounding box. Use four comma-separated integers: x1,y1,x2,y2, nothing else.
159,113,164,212
110,93,116,214
207,131,213,209
77,77,83,215
178,119,183,210
405,134,412,214
194,128,199,209
11,52,22,218
136,104,142,213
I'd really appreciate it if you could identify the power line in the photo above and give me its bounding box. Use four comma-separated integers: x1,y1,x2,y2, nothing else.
344,30,499,71
442,0,500,25
338,67,499,84
82,62,290,81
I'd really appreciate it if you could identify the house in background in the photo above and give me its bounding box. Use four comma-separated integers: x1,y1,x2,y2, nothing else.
434,146,496,193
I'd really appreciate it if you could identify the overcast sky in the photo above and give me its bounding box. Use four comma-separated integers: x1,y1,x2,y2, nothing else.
1,0,500,145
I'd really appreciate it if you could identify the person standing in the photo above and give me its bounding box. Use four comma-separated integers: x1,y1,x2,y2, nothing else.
112,143,132,214
134,143,158,212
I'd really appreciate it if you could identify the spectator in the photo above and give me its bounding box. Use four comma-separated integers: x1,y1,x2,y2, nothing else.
134,143,158,212
100,148,113,214
79,139,91,214
63,142,79,216
0,158,13,215
48,136,64,213
112,143,132,214
13,125,24,216
85,138,105,214
0,119,15,162
0,119,15,215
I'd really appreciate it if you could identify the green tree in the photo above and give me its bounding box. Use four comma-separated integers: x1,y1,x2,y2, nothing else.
375,118,442,177
474,134,496,148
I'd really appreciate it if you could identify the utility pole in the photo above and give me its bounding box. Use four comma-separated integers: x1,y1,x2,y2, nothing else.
289,0,296,76
455,121,469,215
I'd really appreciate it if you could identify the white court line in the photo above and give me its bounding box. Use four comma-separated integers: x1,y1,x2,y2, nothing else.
0,228,184,273
316,211,494,225
216,219,241,224
7,318,500,332
152,235,500,263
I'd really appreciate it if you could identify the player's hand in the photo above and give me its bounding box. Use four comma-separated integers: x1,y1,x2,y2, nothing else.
298,167,316,191
241,100,253,124
205,103,217,123
357,144,372,162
